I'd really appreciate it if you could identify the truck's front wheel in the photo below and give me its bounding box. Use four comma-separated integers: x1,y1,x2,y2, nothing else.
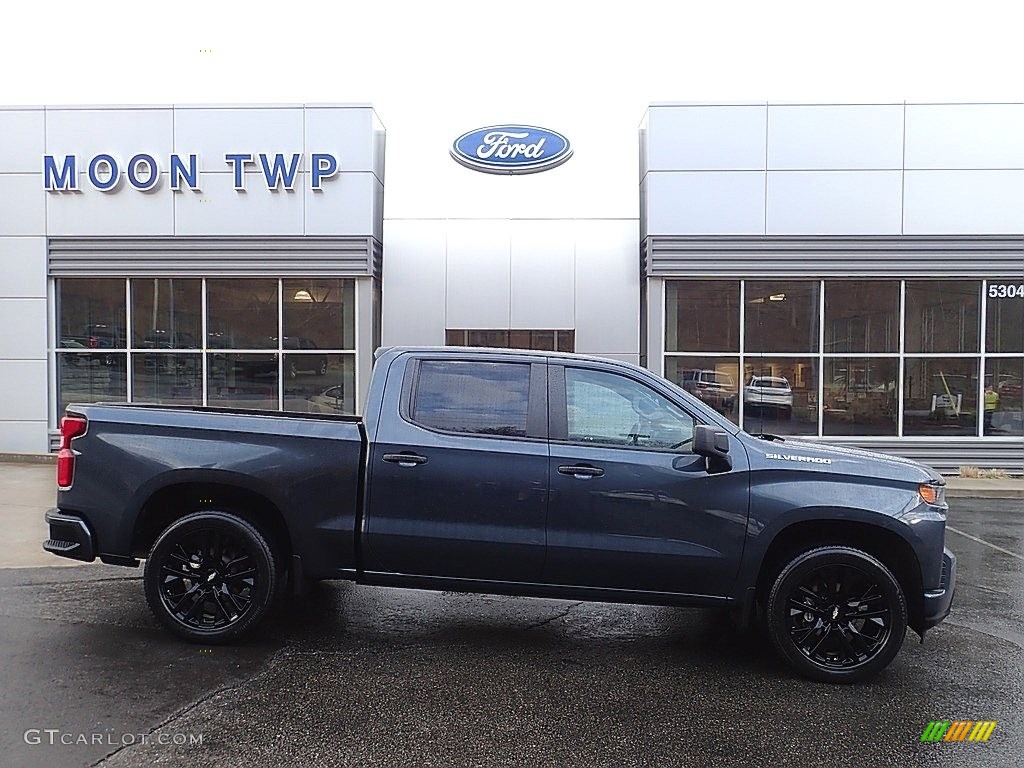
766,546,907,683
143,511,278,643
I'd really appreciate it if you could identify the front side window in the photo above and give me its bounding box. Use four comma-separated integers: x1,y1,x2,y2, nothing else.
410,360,531,437
564,368,694,451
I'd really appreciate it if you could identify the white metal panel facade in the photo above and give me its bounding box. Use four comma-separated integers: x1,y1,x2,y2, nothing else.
0,104,384,452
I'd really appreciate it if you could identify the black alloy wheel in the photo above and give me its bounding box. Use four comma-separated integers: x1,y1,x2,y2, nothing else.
766,546,907,683
144,511,277,643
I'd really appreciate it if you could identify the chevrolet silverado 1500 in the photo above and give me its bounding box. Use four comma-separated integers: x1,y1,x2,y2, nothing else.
45,347,955,682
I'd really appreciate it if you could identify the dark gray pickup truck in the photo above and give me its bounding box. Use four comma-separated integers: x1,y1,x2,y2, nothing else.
46,346,955,682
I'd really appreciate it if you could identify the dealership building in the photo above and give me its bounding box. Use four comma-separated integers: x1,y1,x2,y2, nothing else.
0,102,1020,471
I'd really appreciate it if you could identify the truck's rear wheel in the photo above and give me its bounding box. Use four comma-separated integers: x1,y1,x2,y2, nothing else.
766,546,907,683
143,511,277,643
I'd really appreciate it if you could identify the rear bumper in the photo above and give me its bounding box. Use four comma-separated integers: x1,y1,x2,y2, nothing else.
922,547,956,630
43,508,96,562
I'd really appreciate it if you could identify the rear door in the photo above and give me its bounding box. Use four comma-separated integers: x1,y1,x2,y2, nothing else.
544,362,749,597
363,353,549,582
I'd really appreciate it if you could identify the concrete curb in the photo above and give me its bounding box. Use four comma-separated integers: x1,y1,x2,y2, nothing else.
946,487,1024,500
0,453,55,465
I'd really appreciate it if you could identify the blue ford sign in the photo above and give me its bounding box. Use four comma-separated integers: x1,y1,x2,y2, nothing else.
451,125,572,175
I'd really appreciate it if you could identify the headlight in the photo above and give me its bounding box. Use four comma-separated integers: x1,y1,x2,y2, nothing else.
919,483,945,506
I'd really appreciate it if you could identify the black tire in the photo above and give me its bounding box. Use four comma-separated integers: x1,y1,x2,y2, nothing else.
765,546,907,683
143,511,278,644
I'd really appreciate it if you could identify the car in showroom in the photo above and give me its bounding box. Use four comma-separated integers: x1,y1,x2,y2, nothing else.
681,369,736,414
744,375,794,418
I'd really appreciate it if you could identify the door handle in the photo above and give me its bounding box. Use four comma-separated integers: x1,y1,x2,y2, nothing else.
558,464,604,479
382,453,428,468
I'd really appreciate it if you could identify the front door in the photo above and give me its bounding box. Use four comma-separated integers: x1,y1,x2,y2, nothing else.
544,364,749,598
363,354,549,583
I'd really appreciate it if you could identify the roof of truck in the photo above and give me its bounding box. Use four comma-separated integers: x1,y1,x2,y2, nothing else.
374,345,638,368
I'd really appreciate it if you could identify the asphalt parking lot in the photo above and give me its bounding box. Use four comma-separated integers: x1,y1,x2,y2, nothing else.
0,497,1021,768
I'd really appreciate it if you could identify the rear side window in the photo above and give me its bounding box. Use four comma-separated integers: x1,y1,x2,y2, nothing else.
410,360,531,437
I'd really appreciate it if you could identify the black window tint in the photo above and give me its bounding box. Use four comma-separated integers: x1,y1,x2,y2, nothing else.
411,361,531,437
564,368,695,451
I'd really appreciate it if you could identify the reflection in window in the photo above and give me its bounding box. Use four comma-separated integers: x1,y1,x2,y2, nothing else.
905,280,980,353
411,361,531,436
742,358,818,436
565,367,694,450
985,281,1024,353
57,352,127,416
666,280,740,352
825,281,899,353
206,279,279,350
903,358,979,436
206,353,279,410
822,358,897,436
57,279,126,351
131,279,201,349
745,281,819,353
283,279,355,350
131,353,201,406
283,354,356,414
985,358,1023,436
665,356,739,425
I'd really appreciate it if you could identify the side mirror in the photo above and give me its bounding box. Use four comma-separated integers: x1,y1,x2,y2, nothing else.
693,424,732,473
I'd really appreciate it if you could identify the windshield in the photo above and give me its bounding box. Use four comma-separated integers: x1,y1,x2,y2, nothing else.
751,377,790,389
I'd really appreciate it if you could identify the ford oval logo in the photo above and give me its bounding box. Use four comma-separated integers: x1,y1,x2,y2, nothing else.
451,125,572,175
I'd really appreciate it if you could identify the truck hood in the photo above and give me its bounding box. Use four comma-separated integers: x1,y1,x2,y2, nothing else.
750,437,943,485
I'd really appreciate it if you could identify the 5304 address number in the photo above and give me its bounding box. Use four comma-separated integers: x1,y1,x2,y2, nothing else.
989,284,1024,299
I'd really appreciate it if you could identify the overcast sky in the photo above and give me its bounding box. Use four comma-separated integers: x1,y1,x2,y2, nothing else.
5,0,1021,107
4,0,1020,219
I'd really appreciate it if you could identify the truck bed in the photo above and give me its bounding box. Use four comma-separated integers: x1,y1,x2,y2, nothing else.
57,402,366,577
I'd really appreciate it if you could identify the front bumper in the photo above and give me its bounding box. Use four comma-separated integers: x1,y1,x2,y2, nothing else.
921,546,956,630
43,508,96,562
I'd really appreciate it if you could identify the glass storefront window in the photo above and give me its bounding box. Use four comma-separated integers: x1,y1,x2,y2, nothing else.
57,278,126,351
131,353,202,406
745,281,819,353
57,352,127,416
905,280,980,353
206,353,279,410
903,357,979,436
283,279,355,350
666,280,740,352
985,357,1024,436
741,358,818,436
824,281,899,353
664,356,740,425
207,279,279,350
131,279,201,349
822,357,898,436
283,354,356,414
445,329,575,352
985,280,1024,353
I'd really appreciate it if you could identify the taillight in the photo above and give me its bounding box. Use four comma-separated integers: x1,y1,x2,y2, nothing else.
57,415,88,490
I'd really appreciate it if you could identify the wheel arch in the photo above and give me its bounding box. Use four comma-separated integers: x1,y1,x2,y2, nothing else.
130,471,293,567
752,515,925,635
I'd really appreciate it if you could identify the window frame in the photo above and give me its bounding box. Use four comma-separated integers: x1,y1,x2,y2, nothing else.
549,363,702,454
399,356,548,442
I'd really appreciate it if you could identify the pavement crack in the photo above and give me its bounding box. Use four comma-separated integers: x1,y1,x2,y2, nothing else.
523,601,583,631
89,644,293,767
